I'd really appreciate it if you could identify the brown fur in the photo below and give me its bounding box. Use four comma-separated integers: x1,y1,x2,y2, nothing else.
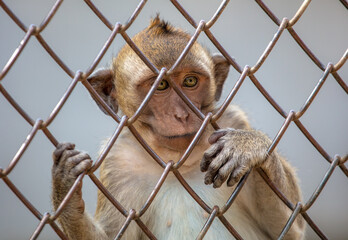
51,18,305,240
114,16,215,117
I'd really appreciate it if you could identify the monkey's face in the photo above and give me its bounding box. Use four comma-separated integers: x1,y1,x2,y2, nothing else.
88,19,230,152
113,48,229,152
135,68,213,151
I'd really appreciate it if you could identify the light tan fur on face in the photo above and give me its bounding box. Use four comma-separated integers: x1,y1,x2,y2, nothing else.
51,17,305,240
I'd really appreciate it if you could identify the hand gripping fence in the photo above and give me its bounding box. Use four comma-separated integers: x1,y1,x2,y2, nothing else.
0,0,347,239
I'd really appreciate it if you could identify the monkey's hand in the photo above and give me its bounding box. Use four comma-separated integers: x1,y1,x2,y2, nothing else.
51,142,92,214
201,128,272,188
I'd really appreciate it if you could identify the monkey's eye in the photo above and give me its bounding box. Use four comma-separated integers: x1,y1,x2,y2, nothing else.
157,80,169,91
183,76,198,88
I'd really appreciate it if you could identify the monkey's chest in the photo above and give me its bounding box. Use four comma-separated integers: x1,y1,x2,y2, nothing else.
145,177,255,240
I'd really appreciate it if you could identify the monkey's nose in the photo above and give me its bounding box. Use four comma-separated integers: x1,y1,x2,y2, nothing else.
174,110,189,124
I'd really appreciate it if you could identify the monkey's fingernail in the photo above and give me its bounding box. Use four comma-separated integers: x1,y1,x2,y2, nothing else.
204,177,212,185
227,178,237,187
208,131,227,144
69,143,76,149
200,164,207,172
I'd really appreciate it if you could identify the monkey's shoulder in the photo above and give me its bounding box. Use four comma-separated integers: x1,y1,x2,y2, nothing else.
215,104,250,130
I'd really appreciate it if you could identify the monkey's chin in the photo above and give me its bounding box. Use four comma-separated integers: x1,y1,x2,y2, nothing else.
159,132,196,152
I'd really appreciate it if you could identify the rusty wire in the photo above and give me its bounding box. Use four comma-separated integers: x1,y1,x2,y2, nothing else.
0,0,347,239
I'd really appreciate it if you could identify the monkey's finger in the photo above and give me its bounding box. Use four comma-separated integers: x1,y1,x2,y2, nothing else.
200,143,223,172
57,149,81,169
53,150,81,178
67,152,91,165
226,165,248,187
204,150,230,185
208,130,228,144
71,159,93,176
65,152,91,173
212,156,236,188
53,142,75,164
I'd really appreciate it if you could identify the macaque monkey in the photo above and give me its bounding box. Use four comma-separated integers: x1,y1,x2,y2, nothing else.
51,17,305,239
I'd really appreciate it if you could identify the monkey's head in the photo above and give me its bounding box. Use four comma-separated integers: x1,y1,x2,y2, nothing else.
88,16,230,151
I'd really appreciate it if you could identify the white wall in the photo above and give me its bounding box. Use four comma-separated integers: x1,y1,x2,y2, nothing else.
0,0,347,239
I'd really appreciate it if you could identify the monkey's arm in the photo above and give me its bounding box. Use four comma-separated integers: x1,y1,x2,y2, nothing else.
251,151,304,239
51,143,109,240
201,108,305,239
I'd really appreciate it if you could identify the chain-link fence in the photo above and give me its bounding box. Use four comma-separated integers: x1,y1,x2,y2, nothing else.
0,0,347,239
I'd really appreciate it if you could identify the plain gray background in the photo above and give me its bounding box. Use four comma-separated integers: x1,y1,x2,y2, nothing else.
0,0,347,239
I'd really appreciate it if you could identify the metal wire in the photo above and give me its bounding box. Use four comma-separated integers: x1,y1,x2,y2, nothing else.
0,0,347,239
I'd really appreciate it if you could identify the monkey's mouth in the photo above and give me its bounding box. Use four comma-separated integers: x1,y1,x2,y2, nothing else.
141,121,198,141
163,132,197,139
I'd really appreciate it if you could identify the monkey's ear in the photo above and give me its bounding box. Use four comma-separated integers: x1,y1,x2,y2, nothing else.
87,68,118,115
212,54,230,101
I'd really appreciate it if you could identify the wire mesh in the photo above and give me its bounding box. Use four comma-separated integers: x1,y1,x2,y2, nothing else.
0,0,347,239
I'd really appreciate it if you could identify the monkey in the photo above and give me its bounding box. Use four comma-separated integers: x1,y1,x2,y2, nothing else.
51,16,305,240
